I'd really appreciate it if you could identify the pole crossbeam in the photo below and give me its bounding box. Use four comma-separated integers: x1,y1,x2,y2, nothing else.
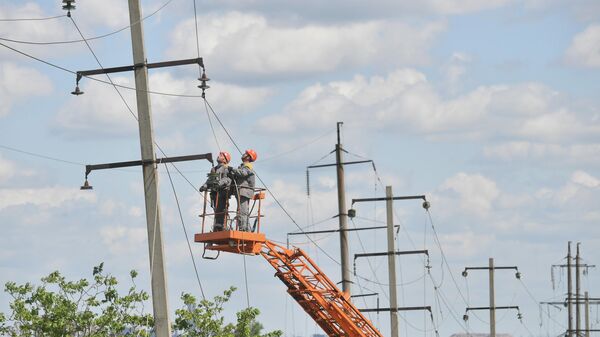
287,225,400,236
462,258,521,337
75,57,204,82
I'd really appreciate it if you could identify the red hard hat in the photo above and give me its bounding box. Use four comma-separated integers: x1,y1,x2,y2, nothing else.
218,151,231,163
244,149,257,162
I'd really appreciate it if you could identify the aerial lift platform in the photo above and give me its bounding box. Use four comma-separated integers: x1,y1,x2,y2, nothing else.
194,189,383,337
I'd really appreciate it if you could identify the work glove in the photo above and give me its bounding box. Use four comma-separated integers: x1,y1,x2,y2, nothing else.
199,185,207,192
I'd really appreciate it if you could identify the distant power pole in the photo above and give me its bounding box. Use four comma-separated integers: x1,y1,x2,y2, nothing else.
462,259,521,337
351,190,430,337
128,1,170,336
568,241,573,337
335,122,351,296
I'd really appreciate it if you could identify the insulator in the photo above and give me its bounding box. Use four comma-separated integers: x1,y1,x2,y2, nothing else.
71,85,84,96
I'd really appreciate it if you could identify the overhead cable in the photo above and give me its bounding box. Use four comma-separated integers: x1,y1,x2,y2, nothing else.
0,0,175,45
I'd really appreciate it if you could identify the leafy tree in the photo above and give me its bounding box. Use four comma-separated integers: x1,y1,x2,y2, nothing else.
173,287,282,337
0,266,282,337
0,263,153,337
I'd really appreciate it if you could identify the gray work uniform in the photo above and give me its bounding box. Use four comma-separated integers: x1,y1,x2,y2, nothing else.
200,164,232,231
232,163,255,231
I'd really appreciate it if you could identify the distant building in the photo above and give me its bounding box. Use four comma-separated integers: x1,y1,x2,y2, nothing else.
311,334,326,337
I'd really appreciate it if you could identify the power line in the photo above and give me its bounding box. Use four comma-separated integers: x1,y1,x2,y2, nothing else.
0,143,83,166
0,0,175,45
0,14,66,22
163,163,206,301
0,40,209,98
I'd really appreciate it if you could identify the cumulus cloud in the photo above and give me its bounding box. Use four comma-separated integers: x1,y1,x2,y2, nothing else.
483,142,600,165
0,186,96,211
257,68,596,144
0,63,53,117
437,173,500,218
0,155,17,183
167,12,445,77
565,24,600,68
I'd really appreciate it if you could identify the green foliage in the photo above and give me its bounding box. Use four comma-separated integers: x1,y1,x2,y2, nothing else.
173,287,282,337
0,264,153,337
0,265,282,337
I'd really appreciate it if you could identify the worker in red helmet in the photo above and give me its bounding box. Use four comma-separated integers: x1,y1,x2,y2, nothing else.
231,149,257,231
200,151,233,231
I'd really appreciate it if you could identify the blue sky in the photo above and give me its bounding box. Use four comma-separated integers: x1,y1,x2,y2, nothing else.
1,1,600,336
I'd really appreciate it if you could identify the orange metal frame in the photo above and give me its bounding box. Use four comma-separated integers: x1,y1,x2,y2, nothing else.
194,232,383,336
195,190,382,336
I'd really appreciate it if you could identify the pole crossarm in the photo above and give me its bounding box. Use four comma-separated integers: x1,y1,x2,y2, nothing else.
353,250,429,276
352,293,378,298
75,57,204,82
352,195,426,204
307,159,373,169
464,266,518,271
287,225,399,236
467,306,520,311
360,306,432,313
84,153,213,177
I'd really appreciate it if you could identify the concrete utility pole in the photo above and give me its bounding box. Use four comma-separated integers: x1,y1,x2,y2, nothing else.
335,122,351,296
585,291,590,337
128,1,171,336
568,241,573,337
463,260,520,337
350,192,428,337
386,186,399,337
576,243,581,337
489,258,496,337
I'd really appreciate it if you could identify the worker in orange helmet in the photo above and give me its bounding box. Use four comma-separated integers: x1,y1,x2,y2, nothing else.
231,149,257,231
200,151,233,231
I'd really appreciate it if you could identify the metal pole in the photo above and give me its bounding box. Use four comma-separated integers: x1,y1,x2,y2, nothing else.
489,258,496,337
585,292,590,337
568,241,573,337
386,186,399,337
576,243,581,337
336,122,351,296
127,1,171,336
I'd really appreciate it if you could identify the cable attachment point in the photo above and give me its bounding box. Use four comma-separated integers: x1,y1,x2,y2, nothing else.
198,68,210,98
71,73,84,96
62,0,76,17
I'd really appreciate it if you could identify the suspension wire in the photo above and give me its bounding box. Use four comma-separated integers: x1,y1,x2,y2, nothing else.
191,0,201,62
0,0,176,45
0,14,66,22
349,217,389,300
242,253,251,308
0,40,208,98
203,98,221,151
0,143,83,166
203,97,343,265
164,162,206,300
260,130,335,163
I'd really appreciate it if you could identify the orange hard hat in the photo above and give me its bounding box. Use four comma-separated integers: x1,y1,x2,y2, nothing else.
244,149,257,162
218,151,231,163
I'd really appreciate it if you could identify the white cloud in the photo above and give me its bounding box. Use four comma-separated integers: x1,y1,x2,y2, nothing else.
0,3,72,44
565,24,600,68
258,68,594,144
437,173,500,218
167,12,445,76
0,186,96,211
100,225,147,255
571,170,600,188
0,63,53,117
483,142,600,164
0,155,17,183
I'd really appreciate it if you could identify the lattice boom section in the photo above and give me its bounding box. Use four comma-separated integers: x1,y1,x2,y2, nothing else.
261,241,383,337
